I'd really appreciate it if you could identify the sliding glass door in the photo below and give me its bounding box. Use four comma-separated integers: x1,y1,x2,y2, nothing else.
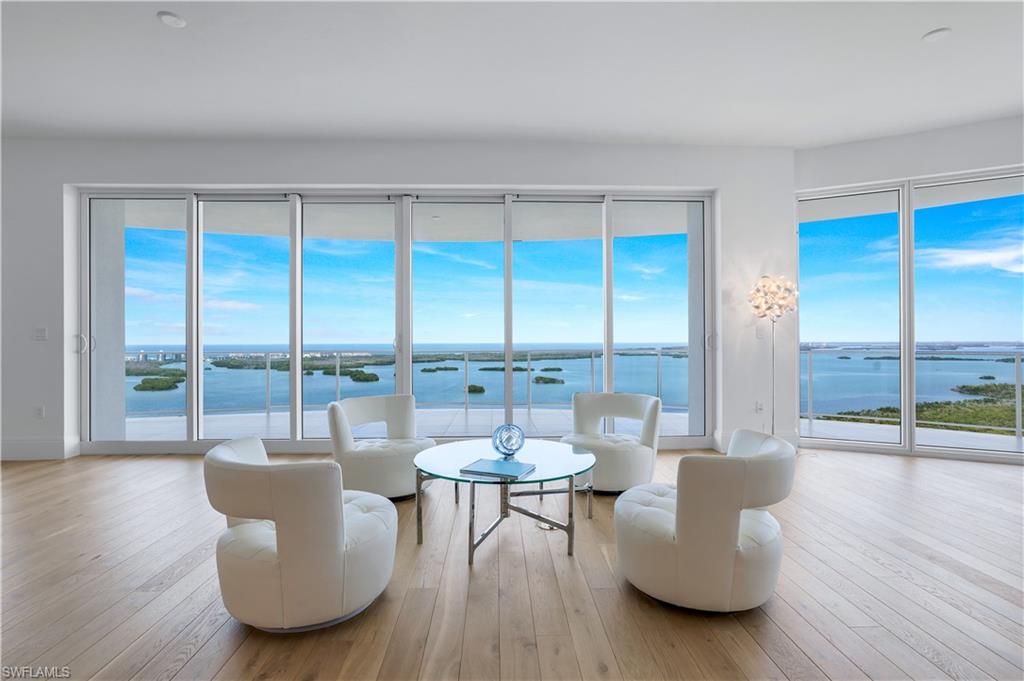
412,201,505,438
89,198,188,441
199,199,291,439
799,172,1023,457
612,200,705,436
86,191,711,448
302,202,397,438
512,200,604,436
913,176,1023,453
798,190,903,444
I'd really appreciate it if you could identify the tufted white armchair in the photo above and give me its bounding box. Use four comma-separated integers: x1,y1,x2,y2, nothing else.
614,429,796,612
328,395,436,499
203,437,397,631
561,392,661,492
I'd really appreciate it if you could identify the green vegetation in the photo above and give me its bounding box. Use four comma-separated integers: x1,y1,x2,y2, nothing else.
421,366,459,373
864,355,1014,362
467,384,485,394
480,366,531,372
319,367,380,382
129,364,187,391
979,375,996,380
822,400,1015,436
952,383,1015,399
541,367,563,372
837,356,851,360
533,375,565,385
126,366,186,380
303,369,314,376
133,376,183,391
211,355,397,373
821,381,1019,436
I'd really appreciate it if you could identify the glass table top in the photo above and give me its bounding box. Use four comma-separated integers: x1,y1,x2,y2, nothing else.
414,439,595,484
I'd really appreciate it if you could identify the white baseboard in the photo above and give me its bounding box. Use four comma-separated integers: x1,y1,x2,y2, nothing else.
1,438,76,460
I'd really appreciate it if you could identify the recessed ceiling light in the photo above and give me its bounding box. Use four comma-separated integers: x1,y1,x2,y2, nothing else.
431,215,441,221
921,27,952,43
157,11,187,29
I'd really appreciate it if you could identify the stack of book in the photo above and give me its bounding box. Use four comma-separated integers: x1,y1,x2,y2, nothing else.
459,457,535,480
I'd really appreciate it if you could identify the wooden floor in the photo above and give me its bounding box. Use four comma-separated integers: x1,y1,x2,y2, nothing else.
2,449,1022,681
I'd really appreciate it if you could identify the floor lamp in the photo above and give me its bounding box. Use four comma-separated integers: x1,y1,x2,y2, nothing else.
749,275,798,435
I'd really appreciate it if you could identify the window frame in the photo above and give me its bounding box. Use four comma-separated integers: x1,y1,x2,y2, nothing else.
78,187,715,453
796,166,1024,463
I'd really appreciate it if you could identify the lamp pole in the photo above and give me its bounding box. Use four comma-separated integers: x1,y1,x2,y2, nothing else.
749,275,798,438
771,318,777,435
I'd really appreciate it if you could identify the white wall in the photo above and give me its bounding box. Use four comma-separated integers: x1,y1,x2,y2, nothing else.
796,115,1023,190
1,137,797,458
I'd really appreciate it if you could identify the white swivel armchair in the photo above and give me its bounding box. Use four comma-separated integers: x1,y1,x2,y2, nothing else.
614,429,796,612
203,437,397,631
561,393,661,492
328,395,436,499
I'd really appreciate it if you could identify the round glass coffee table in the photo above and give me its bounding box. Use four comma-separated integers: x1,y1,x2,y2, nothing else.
414,439,596,565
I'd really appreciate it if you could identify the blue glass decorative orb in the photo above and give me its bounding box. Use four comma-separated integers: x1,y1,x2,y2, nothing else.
492,423,525,458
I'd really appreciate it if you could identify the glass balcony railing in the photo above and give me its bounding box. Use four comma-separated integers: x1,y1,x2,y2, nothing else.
123,345,695,439
801,348,1023,453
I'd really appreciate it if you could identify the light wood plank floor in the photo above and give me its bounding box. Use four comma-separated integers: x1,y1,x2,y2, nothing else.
2,449,1022,680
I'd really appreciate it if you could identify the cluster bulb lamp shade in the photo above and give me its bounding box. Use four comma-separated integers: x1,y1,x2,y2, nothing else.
748,275,798,435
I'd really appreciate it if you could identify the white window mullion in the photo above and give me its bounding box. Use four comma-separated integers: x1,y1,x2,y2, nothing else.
602,197,614,397
187,194,203,440
289,194,303,440
396,196,413,395
900,182,916,452
503,193,514,424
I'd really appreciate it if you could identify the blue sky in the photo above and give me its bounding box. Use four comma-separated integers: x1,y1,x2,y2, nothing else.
123,228,691,346
122,194,1022,347
799,194,1023,344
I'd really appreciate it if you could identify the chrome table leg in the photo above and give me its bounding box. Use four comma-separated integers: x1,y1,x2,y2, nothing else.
567,474,575,556
415,468,424,545
468,481,476,565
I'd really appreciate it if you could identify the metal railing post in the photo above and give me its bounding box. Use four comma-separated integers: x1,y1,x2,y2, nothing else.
806,349,814,422
1015,352,1022,447
590,351,596,392
656,347,662,399
265,352,272,416
464,351,469,412
335,352,341,401
527,352,532,412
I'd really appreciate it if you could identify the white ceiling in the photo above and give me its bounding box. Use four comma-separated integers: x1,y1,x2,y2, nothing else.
3,2,1021,148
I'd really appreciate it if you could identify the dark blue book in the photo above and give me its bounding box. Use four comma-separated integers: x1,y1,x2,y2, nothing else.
460,457,535,480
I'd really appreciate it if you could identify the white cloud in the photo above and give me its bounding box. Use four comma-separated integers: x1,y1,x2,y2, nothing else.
866,235,899,252
617,294,645,302
304,241,371,258
205,299,261,311
125,286,183,302
801,271,893,288
626,263,666,280
413,243,497,270
917,243,1023,274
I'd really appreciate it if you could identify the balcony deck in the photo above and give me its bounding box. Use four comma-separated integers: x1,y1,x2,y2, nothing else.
801,417,1022,453
123,411,1022,453
126,407,695,440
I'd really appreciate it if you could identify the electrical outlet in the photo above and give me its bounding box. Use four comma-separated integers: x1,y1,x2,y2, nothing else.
755,326,765,340
32,327,48,341
754,401,765,413
33,406,46,419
